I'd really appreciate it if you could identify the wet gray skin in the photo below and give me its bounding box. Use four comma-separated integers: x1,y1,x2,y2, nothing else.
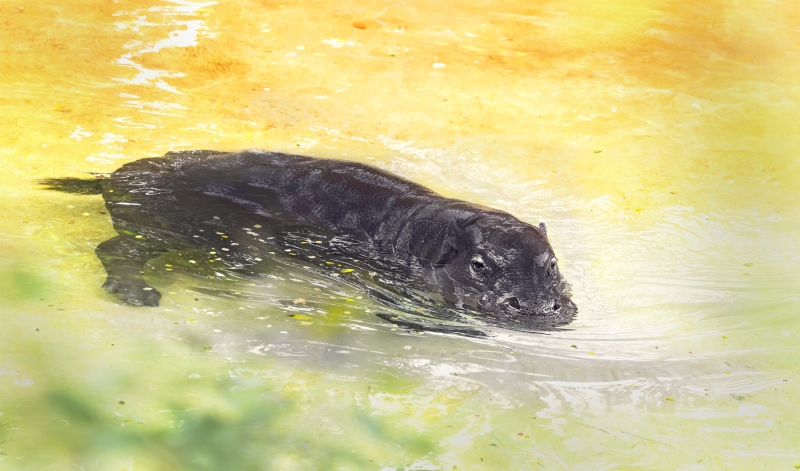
41,150,577,330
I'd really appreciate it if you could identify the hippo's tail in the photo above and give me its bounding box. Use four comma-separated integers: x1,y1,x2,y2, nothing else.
38,177,104,195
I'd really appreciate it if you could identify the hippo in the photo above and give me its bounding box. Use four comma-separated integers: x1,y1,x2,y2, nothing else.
42,150,577,329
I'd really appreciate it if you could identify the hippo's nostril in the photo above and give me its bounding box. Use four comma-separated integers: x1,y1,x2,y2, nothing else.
506,297,521,310
553,302,561,312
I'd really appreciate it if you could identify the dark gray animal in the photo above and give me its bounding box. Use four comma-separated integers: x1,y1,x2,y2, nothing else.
42,150,577,328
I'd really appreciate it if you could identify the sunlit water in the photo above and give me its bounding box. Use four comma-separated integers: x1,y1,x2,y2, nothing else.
1,0,799,469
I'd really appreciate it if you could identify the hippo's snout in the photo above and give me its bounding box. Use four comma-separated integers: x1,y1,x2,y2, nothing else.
497,293,576,320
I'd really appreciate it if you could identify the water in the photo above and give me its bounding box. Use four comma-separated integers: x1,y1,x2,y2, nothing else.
1,0,799,469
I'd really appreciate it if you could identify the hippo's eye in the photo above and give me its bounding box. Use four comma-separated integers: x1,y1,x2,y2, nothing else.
469,256,491,279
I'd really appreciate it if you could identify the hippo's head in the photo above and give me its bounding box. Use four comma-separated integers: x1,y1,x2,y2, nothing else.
432,211,577,328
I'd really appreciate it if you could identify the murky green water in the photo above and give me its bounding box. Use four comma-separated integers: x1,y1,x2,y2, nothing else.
2,0,799,469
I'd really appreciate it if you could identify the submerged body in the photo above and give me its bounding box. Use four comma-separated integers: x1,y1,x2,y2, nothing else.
47,150,576,328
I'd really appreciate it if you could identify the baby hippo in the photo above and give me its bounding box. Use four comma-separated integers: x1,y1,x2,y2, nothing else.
42,150,577,328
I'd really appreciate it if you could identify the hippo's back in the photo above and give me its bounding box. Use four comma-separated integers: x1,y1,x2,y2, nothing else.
110,150,315,181
102,150,457,245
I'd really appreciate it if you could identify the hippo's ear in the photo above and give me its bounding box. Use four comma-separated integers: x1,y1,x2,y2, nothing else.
433,222,459,267
434,243,459,267
539,222,548,238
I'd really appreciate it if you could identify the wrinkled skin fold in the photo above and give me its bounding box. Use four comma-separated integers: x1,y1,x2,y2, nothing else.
44,150,577,329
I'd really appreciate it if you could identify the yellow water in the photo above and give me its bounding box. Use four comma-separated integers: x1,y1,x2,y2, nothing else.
1,0,799,469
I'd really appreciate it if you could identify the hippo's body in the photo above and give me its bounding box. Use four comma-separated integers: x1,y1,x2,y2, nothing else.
46,150,577,329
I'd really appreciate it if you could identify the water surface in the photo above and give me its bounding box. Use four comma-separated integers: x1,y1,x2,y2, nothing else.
1,0,799,469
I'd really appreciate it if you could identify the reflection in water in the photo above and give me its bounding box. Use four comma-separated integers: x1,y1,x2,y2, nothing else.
1,0,799,468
